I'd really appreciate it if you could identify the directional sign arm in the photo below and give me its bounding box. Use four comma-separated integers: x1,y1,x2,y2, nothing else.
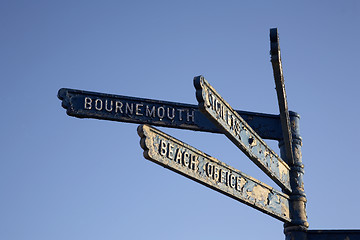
194,76,292,193
58,88,283,140
138,124,291,223
270,28,294,165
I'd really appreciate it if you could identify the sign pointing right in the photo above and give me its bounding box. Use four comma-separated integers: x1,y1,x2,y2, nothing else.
138,124,290,222
194,76,291,193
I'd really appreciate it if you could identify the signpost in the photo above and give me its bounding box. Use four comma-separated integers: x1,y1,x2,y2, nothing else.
270,28,294,165
138,124,291,222
58,88,283,140
269,29,308,237
57,28,360,240
194,76,291,193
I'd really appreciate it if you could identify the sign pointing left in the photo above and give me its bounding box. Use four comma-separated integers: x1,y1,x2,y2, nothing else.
58,88,284,140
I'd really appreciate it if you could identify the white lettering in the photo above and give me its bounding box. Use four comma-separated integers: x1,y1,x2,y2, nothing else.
177,109,184,121
135,104,143,116
226,110,232,127
157,107,165,119
84,97,92,110
208,92,214,110
115,101,123,113
95,99,103,111
215,99,221,116
125,103,133,114
234,120,241,137
105,100,113,112
167,108,175,120
187,110,195,122
146,105,156,118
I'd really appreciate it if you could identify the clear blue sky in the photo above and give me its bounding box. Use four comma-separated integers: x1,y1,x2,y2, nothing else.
1,1,359,240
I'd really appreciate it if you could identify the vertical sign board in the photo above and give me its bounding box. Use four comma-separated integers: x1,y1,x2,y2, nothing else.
270,28,294,165
194,76,291,193
138,124,291,223
58,88,283,140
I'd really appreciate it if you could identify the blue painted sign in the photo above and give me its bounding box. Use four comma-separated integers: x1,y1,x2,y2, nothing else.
58,88,283,140
138,124,291,222
194,76,291,193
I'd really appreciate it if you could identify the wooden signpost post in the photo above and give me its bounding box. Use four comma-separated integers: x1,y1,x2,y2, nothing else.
58,29,360,240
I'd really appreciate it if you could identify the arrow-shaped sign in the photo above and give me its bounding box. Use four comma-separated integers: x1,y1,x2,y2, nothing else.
194,76,291,193
58,88,283,140
138,124,291,222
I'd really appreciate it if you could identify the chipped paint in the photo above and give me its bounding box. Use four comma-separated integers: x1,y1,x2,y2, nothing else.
57,88,284,140
270,27,294,166
194,76,291,193
138,124,291,222
280,111,309,231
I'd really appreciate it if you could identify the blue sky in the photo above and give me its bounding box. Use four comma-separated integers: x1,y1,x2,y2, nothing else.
1,1,359,240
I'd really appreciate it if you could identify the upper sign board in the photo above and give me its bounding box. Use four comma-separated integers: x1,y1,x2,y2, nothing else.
194,76,291,193
58,88,283,140
138,124,291,222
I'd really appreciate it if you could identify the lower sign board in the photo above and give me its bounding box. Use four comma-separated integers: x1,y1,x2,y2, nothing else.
138,124,291,223
58,88,283,140
194,76,291,193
